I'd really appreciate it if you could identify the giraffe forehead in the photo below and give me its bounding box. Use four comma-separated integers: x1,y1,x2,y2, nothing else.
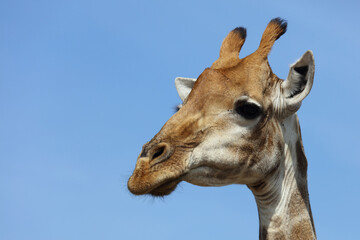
188,63,272,108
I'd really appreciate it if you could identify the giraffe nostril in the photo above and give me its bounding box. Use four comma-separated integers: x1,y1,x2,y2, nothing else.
149,143,171,165
152,146,165,160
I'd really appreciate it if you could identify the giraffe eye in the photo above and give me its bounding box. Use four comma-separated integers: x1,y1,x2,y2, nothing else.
235,102,262,119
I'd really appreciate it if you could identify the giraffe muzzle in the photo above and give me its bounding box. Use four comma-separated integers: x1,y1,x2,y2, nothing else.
128,144,186,196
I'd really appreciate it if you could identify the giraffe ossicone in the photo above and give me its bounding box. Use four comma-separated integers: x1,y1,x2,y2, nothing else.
128,18,316,239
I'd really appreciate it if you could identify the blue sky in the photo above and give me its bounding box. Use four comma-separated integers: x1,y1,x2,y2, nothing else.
1,0,359,239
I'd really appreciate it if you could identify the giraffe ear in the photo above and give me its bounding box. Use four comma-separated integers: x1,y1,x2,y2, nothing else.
276,51,315,117
175,77,197,102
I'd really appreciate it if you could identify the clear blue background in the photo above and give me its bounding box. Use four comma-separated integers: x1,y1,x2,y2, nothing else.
1,0,359,239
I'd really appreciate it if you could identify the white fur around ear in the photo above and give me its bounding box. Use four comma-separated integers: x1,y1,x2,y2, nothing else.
175,77,197,102
275,50,315,117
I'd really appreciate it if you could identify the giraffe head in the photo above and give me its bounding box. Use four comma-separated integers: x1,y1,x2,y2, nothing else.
128,18,314,196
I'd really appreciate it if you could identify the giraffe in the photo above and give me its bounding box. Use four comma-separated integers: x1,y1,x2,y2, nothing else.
128,18,316,239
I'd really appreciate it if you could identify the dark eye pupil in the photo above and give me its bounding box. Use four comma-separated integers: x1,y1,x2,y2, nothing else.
235,103,261,119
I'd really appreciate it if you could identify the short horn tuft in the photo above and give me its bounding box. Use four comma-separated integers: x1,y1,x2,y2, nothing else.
233,27,247,39
257,17,287,57
269,17,287,39
219,27,247,58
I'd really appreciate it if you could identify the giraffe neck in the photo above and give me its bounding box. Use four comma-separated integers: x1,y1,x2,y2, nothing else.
249,114,316,240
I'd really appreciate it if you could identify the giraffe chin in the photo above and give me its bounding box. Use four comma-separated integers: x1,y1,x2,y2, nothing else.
148,179,181,197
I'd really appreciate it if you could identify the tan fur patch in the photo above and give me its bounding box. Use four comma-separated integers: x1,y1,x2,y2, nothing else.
267,231,286,240
270,216,283,228
290,219,315,240
288,189,307,218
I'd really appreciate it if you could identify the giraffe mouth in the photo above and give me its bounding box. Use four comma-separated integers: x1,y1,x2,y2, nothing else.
127,168,185,197
148,178,182,197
